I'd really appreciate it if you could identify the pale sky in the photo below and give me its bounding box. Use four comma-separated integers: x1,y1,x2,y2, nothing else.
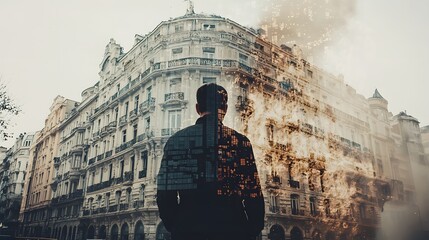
1,0,428,147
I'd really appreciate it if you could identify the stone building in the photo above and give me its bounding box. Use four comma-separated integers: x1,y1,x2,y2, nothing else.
0,133,34,236
18,7,428,240
19,96,77,237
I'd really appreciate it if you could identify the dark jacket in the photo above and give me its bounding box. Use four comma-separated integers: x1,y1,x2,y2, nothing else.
157,114,265,237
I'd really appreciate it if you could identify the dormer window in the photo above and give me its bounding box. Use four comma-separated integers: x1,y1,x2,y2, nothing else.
202,24,215,30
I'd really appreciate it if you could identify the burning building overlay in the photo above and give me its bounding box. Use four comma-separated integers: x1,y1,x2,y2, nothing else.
17,4,429,240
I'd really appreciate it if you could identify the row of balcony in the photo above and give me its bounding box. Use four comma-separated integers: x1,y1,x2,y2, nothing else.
86,172,135,193
94,100,110,114
115,139,136,153
51,189,84,204
266,176,300,190
86,170,147,194
87,178,116,193
82,201,144,216
87,128,179,166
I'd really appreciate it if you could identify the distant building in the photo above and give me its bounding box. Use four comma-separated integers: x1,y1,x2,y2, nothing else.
19,96,77,237
18,7,428,240
0,133,34,236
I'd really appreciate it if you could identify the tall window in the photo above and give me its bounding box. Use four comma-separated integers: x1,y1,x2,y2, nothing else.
324,199,331,216
109,164,113,180
115,107,119,121
115,191,121,204
88,198,94,210
133,125,138,140
130,156,135,174
145,117,150,131
168,110,181,130
291,194,300,215
269,194,279,213
126,189,132,204
124,102,129,118
310,197,317,216
120,160,125,178
91,172,95,186
103,140,107,153
140,185,145,203
122,130,127,143
147,86,152,100
111,135,115,150
105,193,110,208
100,167,104,183
141,151,148,177
134,95,139,112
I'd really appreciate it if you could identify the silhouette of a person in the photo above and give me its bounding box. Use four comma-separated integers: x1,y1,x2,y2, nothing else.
157,83,265,240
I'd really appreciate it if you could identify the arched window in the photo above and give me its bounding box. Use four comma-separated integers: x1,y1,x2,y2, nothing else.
268,224,285,240
111,224,119,240
61,225,68,240
72,226,77,240
290,227,303,240
99,225,107,239
121,223,129,240
68,226,72,240
156,222,171,240
134,221,144,240
87,225,95,239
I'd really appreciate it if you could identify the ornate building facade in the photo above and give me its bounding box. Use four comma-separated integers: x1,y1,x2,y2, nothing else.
18,8,428,240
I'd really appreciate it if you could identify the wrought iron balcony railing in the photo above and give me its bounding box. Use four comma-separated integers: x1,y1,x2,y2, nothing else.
139,97,156,114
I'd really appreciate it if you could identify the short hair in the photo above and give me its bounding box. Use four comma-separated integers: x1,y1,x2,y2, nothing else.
196,83,228,113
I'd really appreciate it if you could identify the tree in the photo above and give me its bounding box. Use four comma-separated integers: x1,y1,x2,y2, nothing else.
0,81,21,140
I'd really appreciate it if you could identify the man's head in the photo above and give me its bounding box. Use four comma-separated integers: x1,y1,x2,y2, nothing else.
196,83,228,120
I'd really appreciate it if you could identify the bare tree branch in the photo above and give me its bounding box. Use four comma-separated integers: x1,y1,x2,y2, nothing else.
0,80,21,140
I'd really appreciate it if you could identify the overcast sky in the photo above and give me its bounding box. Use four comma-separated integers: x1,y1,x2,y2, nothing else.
1,0,428,147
